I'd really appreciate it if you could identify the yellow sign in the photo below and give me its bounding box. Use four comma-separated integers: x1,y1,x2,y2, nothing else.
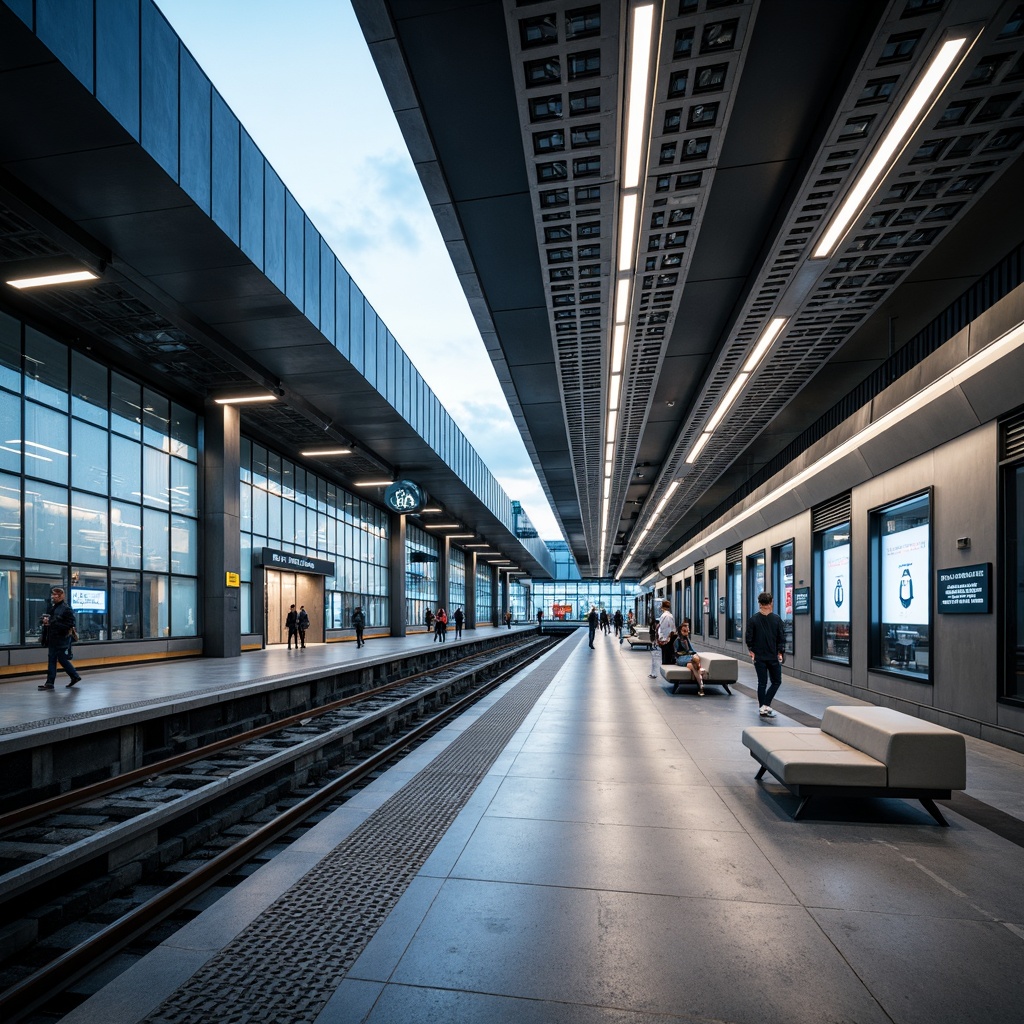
225,572,240,588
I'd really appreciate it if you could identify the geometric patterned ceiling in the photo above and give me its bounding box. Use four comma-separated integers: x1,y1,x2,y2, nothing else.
356,0,1024,577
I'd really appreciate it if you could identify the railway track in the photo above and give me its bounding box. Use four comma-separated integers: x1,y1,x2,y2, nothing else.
0,632,560,1022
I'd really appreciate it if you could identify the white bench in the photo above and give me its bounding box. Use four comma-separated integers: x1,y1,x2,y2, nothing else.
624,634,653,650
659,652,738,694
742,705,966,825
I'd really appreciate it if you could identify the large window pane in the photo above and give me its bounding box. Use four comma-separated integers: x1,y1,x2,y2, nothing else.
24,329,68,410
143,388,170,451
24,402,69,483
0,311,20,394
171,576,198,635
171,515,197,575
111,501,142,568
70,566,108,640
772,540,795,654
0,472,21,557
72,418,109,493
111,434,141,501
170,457,197,515
25,481,68,561
0,389,20,473
0,561,21,644
143,507,169,571
143,445,169,508
72,490,109,564
71,351,108,426
142,573,168,637
110,372,141,438
111,570,141,638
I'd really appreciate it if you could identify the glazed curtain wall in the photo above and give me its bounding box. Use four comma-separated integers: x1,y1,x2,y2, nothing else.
0,311,199,646
239,438,390,632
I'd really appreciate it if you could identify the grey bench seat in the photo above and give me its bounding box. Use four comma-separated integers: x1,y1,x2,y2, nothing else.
660,652,738,694
624,635,653,650
742,705,966,825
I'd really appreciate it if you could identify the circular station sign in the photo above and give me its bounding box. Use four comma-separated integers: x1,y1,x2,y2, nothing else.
384,479,427,514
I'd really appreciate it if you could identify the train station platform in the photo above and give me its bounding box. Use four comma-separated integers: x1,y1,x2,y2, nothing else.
45,630,1024,1023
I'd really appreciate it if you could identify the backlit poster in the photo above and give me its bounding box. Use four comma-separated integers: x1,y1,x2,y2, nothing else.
823,543,850,623
881,522,929,625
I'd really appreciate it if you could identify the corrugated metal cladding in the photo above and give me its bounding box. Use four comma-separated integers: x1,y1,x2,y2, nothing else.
1001,409,1024,462
812,494,852,533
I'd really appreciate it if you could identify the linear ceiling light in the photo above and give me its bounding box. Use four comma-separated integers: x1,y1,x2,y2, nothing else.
622,3,656,189
446,533,476,539
214,394,278,405
423,522,463,529
812,34,974,259
300,447,351,456
742,317,788,374
7,270,98,289
618,194,638,271
685,430,712,465
354,480,393,487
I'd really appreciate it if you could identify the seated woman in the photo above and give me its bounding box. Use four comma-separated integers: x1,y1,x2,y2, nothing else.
674,620,704,695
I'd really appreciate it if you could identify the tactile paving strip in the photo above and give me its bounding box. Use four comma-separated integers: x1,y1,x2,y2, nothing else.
140,643,573,1024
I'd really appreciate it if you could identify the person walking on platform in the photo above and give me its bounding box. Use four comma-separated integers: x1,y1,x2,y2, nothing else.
656,599,677,669
285,604,299,650
599,608,610,634
537,608,543,633
352,605,365,648
38,586,82,689
453,607,464,639
504,609,512,629
746,591,786,718
297,606,309,648
435,607,448,642
613,609,623,642
587,606,599,649
627,609,636,635
425,608,434,635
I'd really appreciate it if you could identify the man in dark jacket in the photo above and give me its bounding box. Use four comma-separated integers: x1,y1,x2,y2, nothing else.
38,586,82,689
745,591,786,717
285,604,299,649
587,606,599,649
453,607,464,639
352,606,365,648
297,606,310,648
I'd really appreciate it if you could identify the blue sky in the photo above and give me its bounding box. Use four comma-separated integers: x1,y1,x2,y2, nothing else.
155,0,563,541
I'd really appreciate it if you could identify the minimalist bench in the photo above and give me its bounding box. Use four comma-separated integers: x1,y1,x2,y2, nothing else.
624,634,653,650
742,705,966,825
660,652,738,694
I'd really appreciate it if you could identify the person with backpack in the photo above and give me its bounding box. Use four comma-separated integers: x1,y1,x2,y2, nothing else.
297,606,310,648
38,585,82,689
352,605,365,648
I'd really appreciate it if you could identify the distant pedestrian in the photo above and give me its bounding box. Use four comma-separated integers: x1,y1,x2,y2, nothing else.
285,604,299,649
599,608,610,634
537,608,543,634
587,606,599,649
746,591,786,718
352,605,365,648
504,609,512,629
425,608,434,634
648,613,659,678
453,607,464,639
297,606,309,648
38,586,82,689
435,607,448,642
613,609,623,642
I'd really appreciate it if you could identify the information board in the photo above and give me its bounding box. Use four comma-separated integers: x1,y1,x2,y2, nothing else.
793,587,810,615
936,563,991,614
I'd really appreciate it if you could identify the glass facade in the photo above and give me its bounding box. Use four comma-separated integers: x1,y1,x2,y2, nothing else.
449,546,466,619
1,312,199,645
475,563,494,625
1002,461,1024,700
406,524,439,628
239,438,390,634
814,522,851,663
772,539,795,655
531,579,641,622
872,491,930,678
726,557,742,641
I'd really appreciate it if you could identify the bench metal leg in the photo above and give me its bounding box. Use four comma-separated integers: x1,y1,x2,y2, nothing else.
794,795,811,819
755,764,767,780
920,797,950,827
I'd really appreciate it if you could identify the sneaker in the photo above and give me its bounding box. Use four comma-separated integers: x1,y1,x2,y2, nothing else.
38,683,54,690
66,677,81,687
760,705,777,718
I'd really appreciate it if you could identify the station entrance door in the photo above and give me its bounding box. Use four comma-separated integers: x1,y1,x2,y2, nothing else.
265,571,323,645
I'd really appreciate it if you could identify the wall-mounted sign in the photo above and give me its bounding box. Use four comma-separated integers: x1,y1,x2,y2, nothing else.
70,588,107,611
718,596,726,614
937,563,991,614
793,587,810,615
225,572,240,588
259,548,335,576
385,479,426,514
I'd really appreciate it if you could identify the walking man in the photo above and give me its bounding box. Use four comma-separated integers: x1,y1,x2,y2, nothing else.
38,586,82,689
587,606,599,648
745,591,786,717
453,607,464,639
297,605,309,648
285,604,299,649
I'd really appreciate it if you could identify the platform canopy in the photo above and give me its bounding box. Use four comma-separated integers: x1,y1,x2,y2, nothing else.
352,0,1024,578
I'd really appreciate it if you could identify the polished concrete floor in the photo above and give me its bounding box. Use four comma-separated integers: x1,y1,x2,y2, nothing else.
43,630,1024,1023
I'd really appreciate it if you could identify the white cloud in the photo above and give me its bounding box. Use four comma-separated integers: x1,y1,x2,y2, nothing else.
156,0,564,540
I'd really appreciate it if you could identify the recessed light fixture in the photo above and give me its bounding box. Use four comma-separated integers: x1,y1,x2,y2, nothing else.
812,32,977,259
300,447,351,456
7,270,99,289
214,394,278,405
354,480,393,487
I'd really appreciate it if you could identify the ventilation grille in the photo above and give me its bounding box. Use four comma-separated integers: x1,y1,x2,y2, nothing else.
1001,408,1024,462
812,493,852,532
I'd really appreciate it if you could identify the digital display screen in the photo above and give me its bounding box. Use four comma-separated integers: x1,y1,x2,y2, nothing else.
71,588,107,612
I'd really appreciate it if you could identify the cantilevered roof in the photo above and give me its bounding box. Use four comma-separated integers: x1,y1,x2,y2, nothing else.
0,0,554,579
353,0,1024,578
